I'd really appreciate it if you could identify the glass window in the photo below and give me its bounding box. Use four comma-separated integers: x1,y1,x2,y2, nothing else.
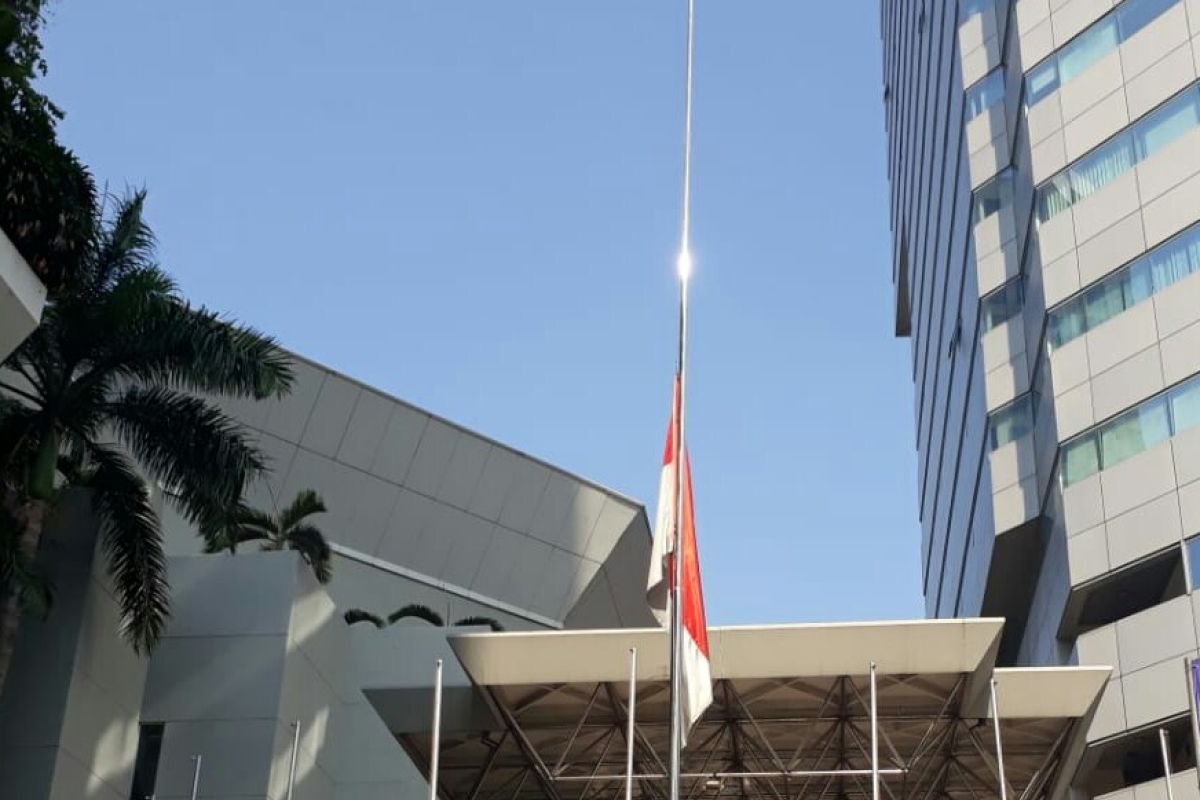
967,70,1005,121
1118,0,1179,40
1069,133,1135,203
974,172,1011,224
1059,17,1119,83
960,0,994,19
1135,89,1200,160
1048,298,1086,349
982,281,1022,330
1148,227,1200,290
1027,61,1059,106
130,723,165,800
1062,435,1100,486
1026,0,1181,107
1038,173,1073,222
1187,536,1200,590
990,396,1032,451
1083,272,1129,329
1126,259,1155,305
1099,397,1170,468
1170,378,1200,432
1046,222,1200,350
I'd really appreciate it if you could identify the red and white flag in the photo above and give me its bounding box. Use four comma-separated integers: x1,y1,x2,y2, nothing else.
646,379,712,744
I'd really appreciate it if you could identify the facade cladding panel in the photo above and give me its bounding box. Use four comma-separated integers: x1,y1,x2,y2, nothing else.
0,350,654,800
882,0,1200,796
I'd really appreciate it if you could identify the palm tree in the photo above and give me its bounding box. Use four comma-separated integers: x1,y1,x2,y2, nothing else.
202,489,333,584
343,603,504,632
0,191,293,694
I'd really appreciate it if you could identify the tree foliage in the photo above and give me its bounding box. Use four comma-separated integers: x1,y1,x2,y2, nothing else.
0,192,293,675
203,489,334,584
0,0,97,292
343,603,504,631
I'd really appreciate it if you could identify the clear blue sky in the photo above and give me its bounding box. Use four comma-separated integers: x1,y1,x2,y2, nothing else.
40,2,922,624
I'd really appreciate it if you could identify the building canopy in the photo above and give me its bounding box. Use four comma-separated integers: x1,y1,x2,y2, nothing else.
375,619,1109,800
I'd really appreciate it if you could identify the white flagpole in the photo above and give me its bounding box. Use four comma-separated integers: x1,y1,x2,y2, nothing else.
990,678,1008,800
627,647,638,800
1159,728,1175,800
189,754,202,800
430,658,444,800
668,1,697,800
870,663,880,800
285,721,301,800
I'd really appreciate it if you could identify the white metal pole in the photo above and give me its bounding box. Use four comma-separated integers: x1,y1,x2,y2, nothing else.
668,4,697,800
990,679,1008,800
285,720,300,800
627,647,638,800
189,754,202,800
870,663,880,800
1160,728,1176,800
430,658,445,800
1187,658,1200,795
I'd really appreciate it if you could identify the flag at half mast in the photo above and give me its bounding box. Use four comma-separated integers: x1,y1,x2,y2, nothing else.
646,378,712,745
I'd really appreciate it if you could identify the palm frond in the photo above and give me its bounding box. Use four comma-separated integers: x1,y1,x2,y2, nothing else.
454,616,504,632
84,444,169,653
343,608,386,628
109,301,294,400
91,190,156,291
232,504,277,534
387,604,444,627
279,488,325,532
107,385,265,524
285,523,332,584
0,503,52,618
0,396,39,473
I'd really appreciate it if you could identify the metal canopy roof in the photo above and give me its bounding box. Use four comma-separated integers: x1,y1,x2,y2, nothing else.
387,620,1110,800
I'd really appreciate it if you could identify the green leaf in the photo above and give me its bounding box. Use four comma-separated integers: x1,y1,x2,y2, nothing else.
84,445,169,653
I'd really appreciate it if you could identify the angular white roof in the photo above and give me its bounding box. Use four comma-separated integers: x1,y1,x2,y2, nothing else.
380,619,1110,800
217,351,652,626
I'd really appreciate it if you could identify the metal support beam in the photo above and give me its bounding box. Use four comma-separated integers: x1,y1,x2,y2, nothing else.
488,687,566,800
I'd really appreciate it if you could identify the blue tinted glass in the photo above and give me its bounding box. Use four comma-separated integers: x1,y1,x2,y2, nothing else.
1148,226,1200,290
1126,259,1154,305
1062,436,1100,486
974,172,1010,223
990,396,1032,450
1134,89,1200,160
1027,61,1060,106
1037,174,1073,221
1068,134,1134,203
1118,0,1179,40
1048,299,1086,349
1099,397,1169,468
966,71,1005,120
982,281,1022,330
1059,17,1119,83
960,0,993,20
1083,275,1128,329
1170,378,1200,433
1188,537,1200,590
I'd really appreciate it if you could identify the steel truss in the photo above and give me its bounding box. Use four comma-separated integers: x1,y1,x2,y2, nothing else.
400,672,1080,800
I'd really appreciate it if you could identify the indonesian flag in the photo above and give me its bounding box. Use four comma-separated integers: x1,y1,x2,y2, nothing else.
646,378,712,745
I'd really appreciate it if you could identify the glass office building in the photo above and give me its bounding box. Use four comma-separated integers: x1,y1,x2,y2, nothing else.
881,0,1200,796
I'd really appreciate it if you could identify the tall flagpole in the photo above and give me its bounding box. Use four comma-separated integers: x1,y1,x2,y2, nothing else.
668,2,697,800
